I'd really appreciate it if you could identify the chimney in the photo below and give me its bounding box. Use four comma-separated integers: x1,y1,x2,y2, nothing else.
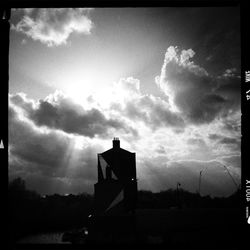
113,137,120,149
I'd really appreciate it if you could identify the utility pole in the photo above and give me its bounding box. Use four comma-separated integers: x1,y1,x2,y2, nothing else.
176,182,181,208
198,170,203,195
176,182,181,191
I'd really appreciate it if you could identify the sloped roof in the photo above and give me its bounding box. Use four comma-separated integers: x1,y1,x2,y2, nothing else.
100,147,136,181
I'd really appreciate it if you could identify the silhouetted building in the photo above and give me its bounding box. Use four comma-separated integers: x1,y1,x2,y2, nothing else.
94,138,137,215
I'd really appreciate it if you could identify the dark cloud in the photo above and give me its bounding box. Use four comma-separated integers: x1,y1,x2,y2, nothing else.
220,138,240,152
9,104,101,194
219,137,238,145
143,97,185,130
10,93,35,114
32,99,121,137
186,93,227,124
123,95,185,131
8,98,240,196
10,105,72,175
10,93,136,138
156,46,240,125
222,118,241,133
208,133,222,141
192,7,240,76
208,133,239,145
215,74,241,110
208,133,240,153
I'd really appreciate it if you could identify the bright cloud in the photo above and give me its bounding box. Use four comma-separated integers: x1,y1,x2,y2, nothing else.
11,8,93,46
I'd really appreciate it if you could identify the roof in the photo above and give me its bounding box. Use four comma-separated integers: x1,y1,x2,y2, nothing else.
99,146,136,181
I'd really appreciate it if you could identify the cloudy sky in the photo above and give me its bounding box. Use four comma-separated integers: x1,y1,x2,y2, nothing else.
9,7,241,197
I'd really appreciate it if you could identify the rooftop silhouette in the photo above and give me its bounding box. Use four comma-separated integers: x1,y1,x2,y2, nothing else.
94,138,137,215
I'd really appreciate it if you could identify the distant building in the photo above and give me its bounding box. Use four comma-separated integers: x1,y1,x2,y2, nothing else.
94,138,137,215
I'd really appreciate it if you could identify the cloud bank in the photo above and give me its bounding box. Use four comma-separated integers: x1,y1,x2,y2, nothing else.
9,46,241,196
155,46,240,124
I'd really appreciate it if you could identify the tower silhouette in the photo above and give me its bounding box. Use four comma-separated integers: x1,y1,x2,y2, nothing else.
94,138,137,215
87,138,137,243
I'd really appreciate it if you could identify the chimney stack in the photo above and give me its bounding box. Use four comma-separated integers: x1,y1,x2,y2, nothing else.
113,137,120,149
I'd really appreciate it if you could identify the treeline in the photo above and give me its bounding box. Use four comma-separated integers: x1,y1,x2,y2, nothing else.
8,178,93,242
137,188,241,209
9,178,240,242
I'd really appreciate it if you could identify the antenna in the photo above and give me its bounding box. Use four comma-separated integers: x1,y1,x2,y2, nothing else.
198,168,207,195
221,164,239,190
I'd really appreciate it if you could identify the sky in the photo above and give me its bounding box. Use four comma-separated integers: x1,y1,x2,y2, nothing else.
9,7,241,197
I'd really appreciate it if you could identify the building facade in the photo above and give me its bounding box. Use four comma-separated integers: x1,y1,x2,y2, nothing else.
94,138,137,215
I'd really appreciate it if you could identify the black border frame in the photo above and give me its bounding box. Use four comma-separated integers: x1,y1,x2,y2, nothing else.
2,1,249,249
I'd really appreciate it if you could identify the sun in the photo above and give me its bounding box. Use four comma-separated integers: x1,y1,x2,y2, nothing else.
63,74,95,104
60,74,131,111
60,69,118,108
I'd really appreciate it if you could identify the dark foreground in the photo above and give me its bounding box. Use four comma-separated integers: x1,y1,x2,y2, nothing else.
12,207,244,249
